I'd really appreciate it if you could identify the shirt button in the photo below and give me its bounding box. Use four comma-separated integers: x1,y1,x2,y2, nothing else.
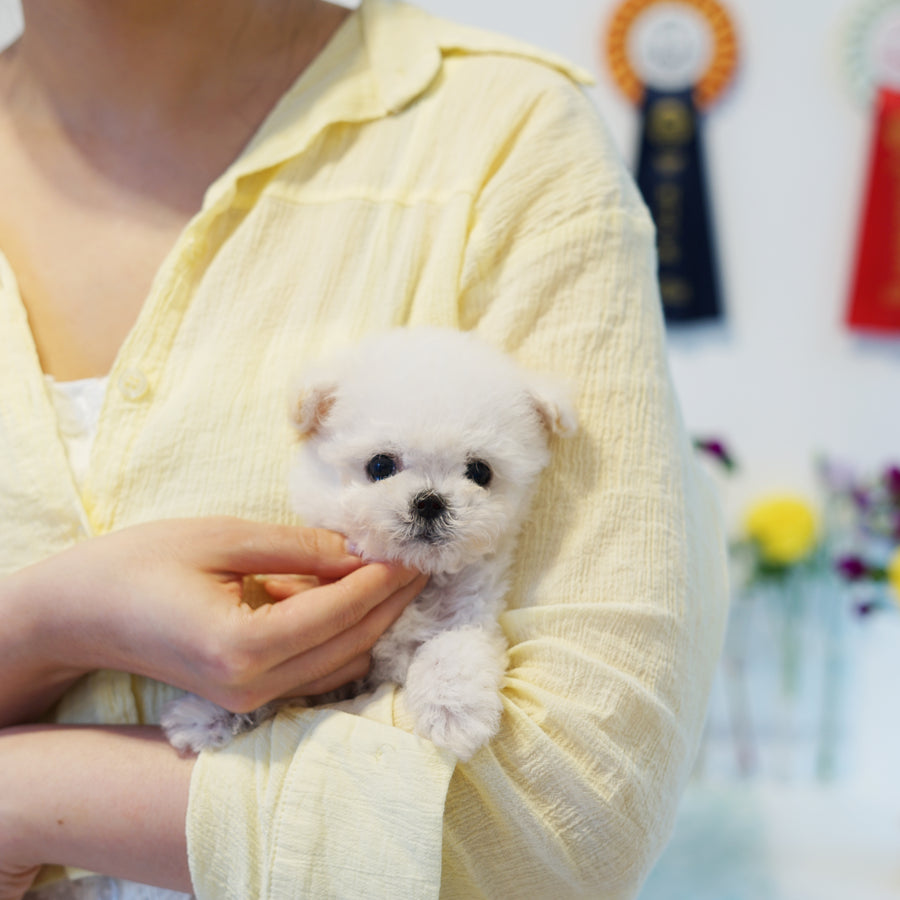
183,232,206,261
117,368,150,401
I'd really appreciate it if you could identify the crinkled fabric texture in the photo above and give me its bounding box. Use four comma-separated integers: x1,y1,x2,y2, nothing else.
0,0,729,897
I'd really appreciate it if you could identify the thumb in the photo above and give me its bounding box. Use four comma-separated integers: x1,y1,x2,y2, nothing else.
197,519,362,579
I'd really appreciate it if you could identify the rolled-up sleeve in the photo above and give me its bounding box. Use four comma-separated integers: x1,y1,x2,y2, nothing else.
187,693,456,899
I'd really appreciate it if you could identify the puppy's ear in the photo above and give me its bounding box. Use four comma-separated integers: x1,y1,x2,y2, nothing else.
527,376,578,438
290,376,338,437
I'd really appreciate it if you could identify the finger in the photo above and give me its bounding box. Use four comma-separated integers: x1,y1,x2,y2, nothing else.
205,566,423,707
256,575,322,602
202,520,363,579
282,653,372,698
264,573,428,694
259,563,423,658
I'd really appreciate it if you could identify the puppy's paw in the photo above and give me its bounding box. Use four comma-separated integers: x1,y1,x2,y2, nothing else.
161,695,275,754
411,690,503,761
404,627,507,761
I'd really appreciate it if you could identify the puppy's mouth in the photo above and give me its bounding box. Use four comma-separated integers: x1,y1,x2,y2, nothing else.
401,490,456,547
408,520,452,545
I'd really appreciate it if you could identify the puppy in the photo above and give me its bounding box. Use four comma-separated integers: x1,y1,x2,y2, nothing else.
163,327,575,761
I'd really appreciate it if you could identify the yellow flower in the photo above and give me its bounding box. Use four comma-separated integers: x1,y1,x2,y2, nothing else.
888,547,900,606
744,495,818,567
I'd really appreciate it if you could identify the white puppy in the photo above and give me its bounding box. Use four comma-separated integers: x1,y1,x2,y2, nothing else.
163,327,575,761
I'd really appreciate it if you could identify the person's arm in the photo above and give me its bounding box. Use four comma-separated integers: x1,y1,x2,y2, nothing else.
0,519,424,897
0,725,194,900
0,517,425,728
438,71,730,897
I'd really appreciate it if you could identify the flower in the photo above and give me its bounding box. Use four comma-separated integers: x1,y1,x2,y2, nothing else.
884,465,900,501
835,554,869,581
888,548,900,605
744,495,818,567
854,600,878,616
694,437,737,472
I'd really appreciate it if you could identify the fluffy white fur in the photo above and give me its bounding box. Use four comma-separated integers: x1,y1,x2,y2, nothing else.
163,327,575,761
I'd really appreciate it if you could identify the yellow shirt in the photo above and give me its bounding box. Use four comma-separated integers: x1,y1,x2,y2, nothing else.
0,1,729,897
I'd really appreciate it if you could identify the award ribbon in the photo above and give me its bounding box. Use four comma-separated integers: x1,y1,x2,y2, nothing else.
845,0,900,333
605,0,737,324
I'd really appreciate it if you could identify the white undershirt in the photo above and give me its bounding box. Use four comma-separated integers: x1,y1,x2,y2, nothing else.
44,375,109,490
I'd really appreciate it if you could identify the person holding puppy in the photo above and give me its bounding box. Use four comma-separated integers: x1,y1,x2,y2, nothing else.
0,1,729,899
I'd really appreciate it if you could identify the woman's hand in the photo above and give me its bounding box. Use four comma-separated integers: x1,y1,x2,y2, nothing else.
0,518,425,725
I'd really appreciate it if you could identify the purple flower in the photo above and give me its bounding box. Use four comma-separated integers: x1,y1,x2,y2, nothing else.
694,438,736,471
885,465,900,500
835,555,869,581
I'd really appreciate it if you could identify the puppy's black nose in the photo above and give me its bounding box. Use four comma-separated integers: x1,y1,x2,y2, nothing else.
413,490,447,521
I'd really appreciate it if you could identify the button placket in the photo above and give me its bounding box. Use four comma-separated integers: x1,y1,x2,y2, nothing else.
83,213,221,538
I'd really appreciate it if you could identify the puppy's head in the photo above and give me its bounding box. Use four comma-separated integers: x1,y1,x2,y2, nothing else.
288,328,576,575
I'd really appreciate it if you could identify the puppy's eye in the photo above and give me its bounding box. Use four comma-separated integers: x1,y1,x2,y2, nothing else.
366,454,398,482
465,459,492,488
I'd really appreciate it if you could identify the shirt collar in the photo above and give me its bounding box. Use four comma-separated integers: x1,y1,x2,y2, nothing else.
204,0,591,209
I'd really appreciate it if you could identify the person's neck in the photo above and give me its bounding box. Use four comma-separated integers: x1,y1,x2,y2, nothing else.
3,0,350,146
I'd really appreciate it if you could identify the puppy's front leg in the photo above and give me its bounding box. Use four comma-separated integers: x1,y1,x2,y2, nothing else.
404,625,508,761
161,694,280,753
